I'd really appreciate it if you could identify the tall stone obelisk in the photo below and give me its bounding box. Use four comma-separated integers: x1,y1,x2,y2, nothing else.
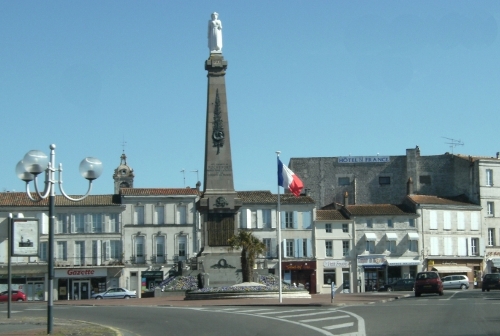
197,13,242,285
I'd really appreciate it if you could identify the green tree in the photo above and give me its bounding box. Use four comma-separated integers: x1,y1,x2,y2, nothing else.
228,230,266,283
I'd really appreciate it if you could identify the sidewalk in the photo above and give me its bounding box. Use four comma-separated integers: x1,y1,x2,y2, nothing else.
0,292,410,335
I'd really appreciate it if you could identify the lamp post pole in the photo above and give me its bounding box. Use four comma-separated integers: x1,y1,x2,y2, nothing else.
16,144,102,334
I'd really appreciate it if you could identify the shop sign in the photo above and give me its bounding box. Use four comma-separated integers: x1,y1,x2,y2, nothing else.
282,261,316,270
323,260,350,268
55,268,107,278
141,271,164,278
357,255,386,266
487,251,500,257
338,156,390,163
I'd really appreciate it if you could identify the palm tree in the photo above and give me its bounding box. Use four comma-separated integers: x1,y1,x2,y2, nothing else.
228,230,266,283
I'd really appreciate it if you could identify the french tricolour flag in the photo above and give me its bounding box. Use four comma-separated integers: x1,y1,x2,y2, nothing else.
278,158,304,197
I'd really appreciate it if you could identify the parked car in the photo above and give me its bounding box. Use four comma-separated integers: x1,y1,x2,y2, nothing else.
442,275,469,290
91,287,137,300
482,273,500,292
0,290,27,302
378,279,414,292
414,271,443,297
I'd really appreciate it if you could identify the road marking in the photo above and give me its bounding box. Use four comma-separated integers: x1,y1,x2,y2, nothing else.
277,310,334,318
257,309,312,315
299,315,350,322
324,322,354,330
233,308,273,313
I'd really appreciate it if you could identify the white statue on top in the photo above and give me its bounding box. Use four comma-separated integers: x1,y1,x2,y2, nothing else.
208,12,223,53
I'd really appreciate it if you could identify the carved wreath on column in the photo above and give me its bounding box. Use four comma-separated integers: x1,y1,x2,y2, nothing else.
212,89,225,154
214,196,228,208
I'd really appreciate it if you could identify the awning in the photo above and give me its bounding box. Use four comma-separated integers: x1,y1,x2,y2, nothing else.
385,233,397,241
432,265,472,273
364,233,377,241
407,232,419,240
386,258,420,266
490,258,500,267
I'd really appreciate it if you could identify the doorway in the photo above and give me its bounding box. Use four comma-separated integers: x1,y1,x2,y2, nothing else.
72,280,91,300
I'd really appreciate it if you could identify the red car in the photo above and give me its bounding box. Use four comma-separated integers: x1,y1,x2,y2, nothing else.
0,290,27,302
414,271,444,297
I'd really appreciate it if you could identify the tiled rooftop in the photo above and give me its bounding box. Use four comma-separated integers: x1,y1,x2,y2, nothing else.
344,204,414,216
406,194,478,206
120,188,200,196
237,191,315,205
0,192,121,207
316,210,349,220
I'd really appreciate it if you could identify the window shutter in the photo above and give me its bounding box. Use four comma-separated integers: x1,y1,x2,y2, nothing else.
257,210,263,229
471,213,479,230
271,238,277,257
96,240,102,264
479,238,485,256
467,238,472,256
430,237,439,255
271,210,276,229
457,237,467,256
240,210,247,229
282,239,286,257
457,212,465,230
281,211,286,229
307,238,313,257
246,209,252,229
297,238,303,257
105,240,110,260
302,211,312,229
293,211,298,229
430,211,438,229
444,212,451,230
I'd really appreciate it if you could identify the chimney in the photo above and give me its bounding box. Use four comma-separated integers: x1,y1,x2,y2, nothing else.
407,177,413,195
497,152,499,159
343,191,349,207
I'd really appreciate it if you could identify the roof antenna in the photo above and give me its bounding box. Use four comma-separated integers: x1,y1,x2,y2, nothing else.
442,137,464,154
191,170,199,182
180,169,185,187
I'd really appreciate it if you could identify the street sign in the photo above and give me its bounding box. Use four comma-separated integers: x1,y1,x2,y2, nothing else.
331,282,336,303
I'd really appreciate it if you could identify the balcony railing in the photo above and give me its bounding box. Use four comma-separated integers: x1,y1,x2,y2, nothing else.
52,257,124,267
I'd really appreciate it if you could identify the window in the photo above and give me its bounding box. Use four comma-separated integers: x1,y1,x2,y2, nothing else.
178,236,187,257
302,239,308,257
74,214,85,233
387,219,393,228
419,175,431,184
379,176,390,185
338,177,350,186
489,228,495,246
134,206,144,225
325,223,332,233
409,240,418,252
324,271,336,285
325,241,333,257
109,214,120,233
366,241,375,253
342,223,349,233
429,211,437,230
75,241,85,265
488,202,495,216
471,238,479,256
91,214,103,233
443,211,451,230
155,236,164,261
409,218,415,227
56,214,68,234
262,209,272,229
57,241,67,260
342,241,349,256
136,237,144,257
111,241,122,260
40,242,47,261
263,238,272,257
285,212,293,228
386,241,396,253
154,206,164,225
286,240,294,257
250,210,257,228
177,205,187,224
486,169,493,186
367,220,373,228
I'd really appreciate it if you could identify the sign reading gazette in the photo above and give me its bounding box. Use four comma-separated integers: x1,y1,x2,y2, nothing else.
323,260,350,268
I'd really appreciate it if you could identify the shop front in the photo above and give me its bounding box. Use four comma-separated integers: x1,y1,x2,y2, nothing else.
427,258,482,285
55,268,110,300
319,260,351,294
141,270,164,293
385,258,420,283
357,254,386,292
282,261,316,293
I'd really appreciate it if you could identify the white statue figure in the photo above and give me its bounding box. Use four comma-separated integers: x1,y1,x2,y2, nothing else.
208,12,223,53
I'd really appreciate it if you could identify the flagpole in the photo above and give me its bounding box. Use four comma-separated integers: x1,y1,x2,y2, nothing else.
276,151,282,303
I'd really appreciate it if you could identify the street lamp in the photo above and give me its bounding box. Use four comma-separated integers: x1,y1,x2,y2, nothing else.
15,144,102,334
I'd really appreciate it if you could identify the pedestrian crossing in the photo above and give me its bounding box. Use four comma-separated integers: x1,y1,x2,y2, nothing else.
186,307,365,336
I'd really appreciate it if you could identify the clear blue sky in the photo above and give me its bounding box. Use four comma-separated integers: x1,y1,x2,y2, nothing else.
1,1,499,195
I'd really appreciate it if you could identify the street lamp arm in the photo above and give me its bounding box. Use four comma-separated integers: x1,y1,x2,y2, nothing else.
31,165,53,200
57,179,93,201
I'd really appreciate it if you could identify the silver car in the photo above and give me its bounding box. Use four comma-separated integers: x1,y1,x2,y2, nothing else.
91,287,137,299
441,275,469,290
